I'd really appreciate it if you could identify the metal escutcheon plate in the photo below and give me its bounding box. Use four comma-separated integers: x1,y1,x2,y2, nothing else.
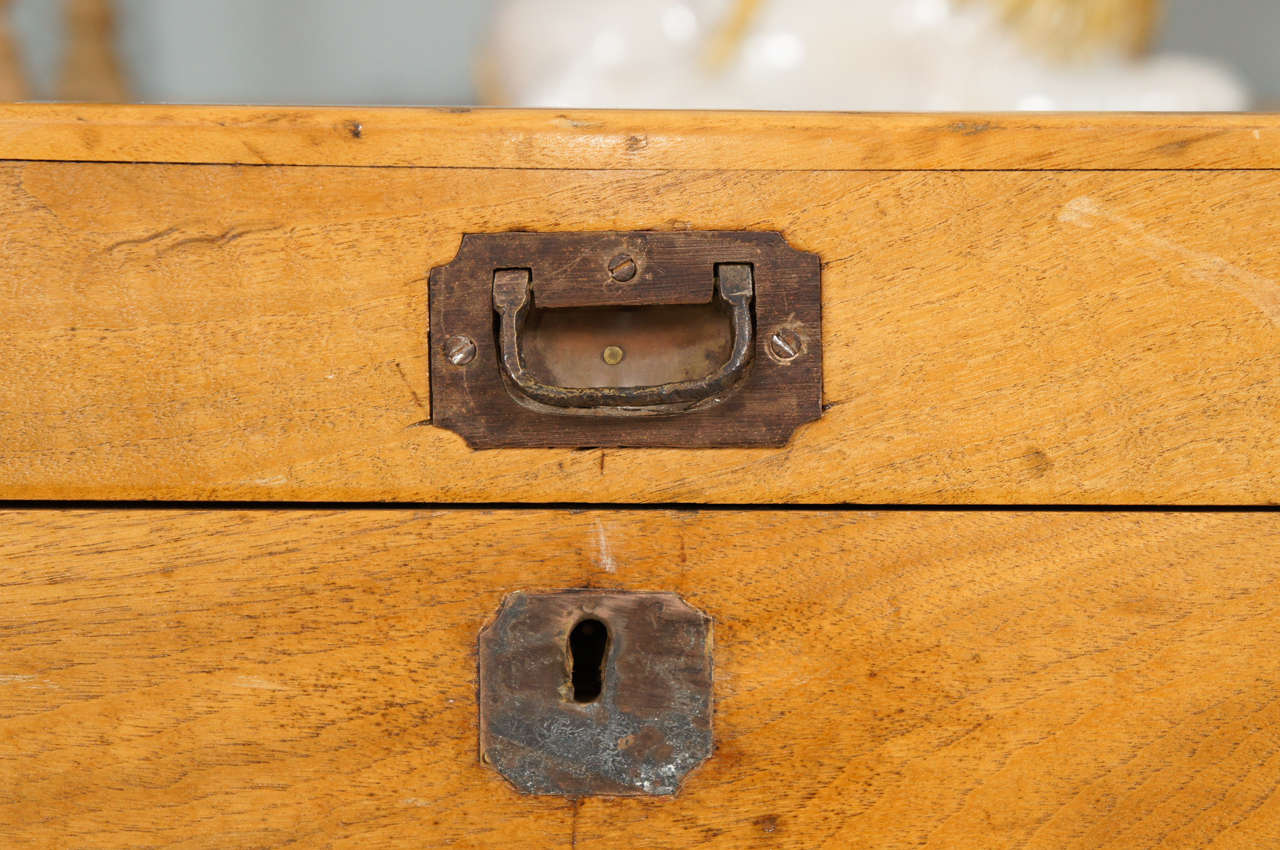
478,590,713,797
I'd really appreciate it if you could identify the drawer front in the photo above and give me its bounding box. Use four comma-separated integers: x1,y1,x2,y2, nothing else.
2,509,1277,848
0,108,1278,504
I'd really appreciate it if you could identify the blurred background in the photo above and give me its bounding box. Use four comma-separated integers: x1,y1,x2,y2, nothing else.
1,0,1275,109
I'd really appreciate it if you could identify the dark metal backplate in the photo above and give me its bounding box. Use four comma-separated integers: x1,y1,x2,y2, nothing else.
429,231,822,448
478,591,713,797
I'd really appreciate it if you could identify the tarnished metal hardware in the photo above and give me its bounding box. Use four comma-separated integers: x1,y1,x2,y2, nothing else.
429,231,823,448
767,326,806,364
478,590,713,797
608,253,638,282
443,334,477,367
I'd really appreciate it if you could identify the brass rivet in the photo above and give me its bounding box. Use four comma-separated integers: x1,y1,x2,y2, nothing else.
602,345,625,366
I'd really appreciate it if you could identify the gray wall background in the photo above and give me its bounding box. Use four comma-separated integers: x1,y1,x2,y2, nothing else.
11,0,1279,106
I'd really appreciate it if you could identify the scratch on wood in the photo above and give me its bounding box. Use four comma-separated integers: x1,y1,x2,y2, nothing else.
161,225,280,255
241,140,272,164
393,362,427,413
1151,130,1230,157
1060,196,1280,326
234,675,288,691
250,476,288,487
106,227,178,253
554,115,599,129
948,120,993,136
593,519,617,574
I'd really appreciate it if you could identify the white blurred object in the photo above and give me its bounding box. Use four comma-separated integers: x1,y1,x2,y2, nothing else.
482,0,1249,110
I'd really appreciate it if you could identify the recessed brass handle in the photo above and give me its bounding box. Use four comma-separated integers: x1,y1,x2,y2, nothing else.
429,231,820,449
493,264,755,413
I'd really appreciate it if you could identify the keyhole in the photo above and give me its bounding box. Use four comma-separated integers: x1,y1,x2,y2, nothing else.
568,619,608,703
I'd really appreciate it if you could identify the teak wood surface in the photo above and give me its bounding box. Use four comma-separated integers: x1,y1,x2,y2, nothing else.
1,509,1277,848
2,105,1279,171
1,107,1279,502
4,107,1280,850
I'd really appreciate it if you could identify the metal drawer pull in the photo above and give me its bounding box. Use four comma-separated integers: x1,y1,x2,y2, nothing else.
493,264,755,412
429,231,821,449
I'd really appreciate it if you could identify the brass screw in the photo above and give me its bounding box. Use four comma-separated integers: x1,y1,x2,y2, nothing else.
444,334,477,366
602,345,625,366
767,328,804,363
608,254,638,282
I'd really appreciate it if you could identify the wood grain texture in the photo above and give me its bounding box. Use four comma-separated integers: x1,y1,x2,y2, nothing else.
0,105,1279,171
1,509,1278,848
1,160,1278,502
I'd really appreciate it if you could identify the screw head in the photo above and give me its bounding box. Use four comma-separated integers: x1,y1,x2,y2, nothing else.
608,254,638,283
767,328,805,364
444,334,477,366
602,345,625,366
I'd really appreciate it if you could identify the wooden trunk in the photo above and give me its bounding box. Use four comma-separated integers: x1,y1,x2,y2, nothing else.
0,106,1277,848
